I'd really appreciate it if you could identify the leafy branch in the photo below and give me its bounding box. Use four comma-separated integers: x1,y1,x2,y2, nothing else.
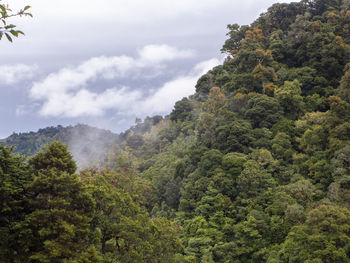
0,2,32,42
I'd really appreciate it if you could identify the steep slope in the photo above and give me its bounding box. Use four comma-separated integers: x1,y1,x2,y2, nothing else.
100,0,350,262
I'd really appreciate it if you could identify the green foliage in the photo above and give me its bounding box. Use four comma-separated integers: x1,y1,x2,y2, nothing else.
25,169,98,262
245,94,283,128
195,66,226,98
97,1,350,261
338,62,350,102
29,140,77,174
237,160,276,199
271,132,294,162
275,80,304,119
23,141,100,262
276,205,350,263
82,169,183,262
170,98,194,122
0,146,30,262
0,2,32,42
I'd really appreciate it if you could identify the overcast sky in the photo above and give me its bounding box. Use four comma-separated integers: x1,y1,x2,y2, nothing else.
0,0,293,138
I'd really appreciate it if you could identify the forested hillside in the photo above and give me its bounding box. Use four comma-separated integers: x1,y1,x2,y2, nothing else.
1,0,350,262
0,124,120,168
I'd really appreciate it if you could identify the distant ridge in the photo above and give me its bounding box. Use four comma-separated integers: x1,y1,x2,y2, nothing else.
0,124,120,168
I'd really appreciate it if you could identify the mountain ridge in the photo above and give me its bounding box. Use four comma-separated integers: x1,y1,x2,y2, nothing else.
0,124,120,168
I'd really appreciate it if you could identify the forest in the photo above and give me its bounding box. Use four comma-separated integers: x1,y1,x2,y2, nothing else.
1,0,350,262
0,124,120,168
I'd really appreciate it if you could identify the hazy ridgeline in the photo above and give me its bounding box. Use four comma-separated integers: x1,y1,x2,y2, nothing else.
0,124,120,169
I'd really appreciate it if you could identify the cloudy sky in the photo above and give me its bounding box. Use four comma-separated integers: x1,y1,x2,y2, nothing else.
0,0,292,138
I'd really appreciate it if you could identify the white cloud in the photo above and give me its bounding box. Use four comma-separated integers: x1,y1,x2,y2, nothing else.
39,87,142,118
0,64,38,85
16,103,40,116
138,45,194,63
30,55,135,99
30,44,193,100
138,58,219,115
29,44,219,118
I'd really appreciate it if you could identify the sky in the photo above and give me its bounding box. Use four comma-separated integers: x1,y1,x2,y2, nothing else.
0,0,293,138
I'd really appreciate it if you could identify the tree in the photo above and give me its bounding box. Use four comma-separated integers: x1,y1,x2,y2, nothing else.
29,140,77,175
221,24,249,57
331,145,350,178
338,63,350,102
82,169,183,263
0,146,31,262
253,2,306,34
202,87,226,116
25,170,99,263
24,141,100,262
195,66,226,97
232,215,266,262
303,0,344,16
275,80,304,119
252,63,278,95
271,132,294,162
237,160,276,200
277,205,350,263
170,98,194,122
244,94,283,128
0,1,32,42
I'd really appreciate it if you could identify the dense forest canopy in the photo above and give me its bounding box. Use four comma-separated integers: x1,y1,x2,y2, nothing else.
1,0,350,262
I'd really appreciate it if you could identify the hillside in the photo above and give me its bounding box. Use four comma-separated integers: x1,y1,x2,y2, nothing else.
0,124,120,168
100,0,350,261
1,0,350,262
